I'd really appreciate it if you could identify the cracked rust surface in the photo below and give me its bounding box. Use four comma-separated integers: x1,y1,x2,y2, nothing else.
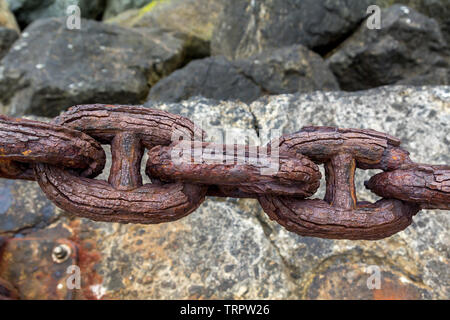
366,164,450,210
147,141,321,197
0,115,105,180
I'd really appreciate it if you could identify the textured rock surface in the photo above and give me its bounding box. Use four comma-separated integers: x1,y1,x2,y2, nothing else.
0,18,187,117
0,0,19,31
0,178,60,235
147,56,262,103
103,0,150,20
6,0,106,27
327,5,449,91
106,0,224,58
147,45,339,103
0,26,18,59
0,86,449,299
375,0,450,45
211,0,372,59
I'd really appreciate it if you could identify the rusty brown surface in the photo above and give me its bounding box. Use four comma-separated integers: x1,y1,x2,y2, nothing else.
278,126,411,169
52,104,205,147
0,236,79,300
66,219,104,300
259,126,421,240
0,236,18,300
35,104,208,224
0,277,19,300
366,164,450,210
147,141,321,197
0,115,106,180
35,164,208,224
0,107,448,240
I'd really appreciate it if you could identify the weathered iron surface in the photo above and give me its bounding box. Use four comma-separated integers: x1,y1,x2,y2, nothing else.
258,127,421,240
35,164,208,224
52,104,204,146
0,107,449,240
0,277,19,300
35,104,208,224
0,236,18,300
147,141,321,197
0,115,105,180
278,126,412,169
0,236,79,300
366,164,450,210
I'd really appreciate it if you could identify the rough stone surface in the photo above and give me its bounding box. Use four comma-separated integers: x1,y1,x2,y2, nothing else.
0,0,19,31
0,18,187,117
106,0,224,59
327,5,449,91
0,86,449,299
375,0,450,45
103,0,150,20
6,0,106,28
0,26,18,59
147,56,262,104
0,178,60,236
211,0,373,59
147,45,339,104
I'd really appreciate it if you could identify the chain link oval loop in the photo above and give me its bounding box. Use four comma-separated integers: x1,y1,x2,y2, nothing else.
35,105,207,224
258,127,421,240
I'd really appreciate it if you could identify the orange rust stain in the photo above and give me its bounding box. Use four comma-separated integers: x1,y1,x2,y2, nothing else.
372,279,420,300
21,150,32,156
68,220,104,300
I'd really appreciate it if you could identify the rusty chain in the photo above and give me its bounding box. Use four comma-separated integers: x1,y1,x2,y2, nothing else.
0,104,449,240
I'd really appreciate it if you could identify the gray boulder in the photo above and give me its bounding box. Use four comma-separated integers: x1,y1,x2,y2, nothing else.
6,0,106,27
147,56,262,104
0,18,187,117
375,0,450,45
0,86,448,299
211,0,373,59
327,5,449,91
0,26,18,59
147,45,339,103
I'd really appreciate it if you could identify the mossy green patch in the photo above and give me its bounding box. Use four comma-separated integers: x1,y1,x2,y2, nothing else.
138,0,170,15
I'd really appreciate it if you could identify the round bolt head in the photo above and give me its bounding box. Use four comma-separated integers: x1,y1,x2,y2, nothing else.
52,244,71,263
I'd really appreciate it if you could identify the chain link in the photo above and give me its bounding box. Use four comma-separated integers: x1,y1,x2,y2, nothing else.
0,105,448,240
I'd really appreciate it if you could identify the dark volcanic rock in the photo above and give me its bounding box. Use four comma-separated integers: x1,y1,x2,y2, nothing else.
0,18,187,117
232,45,339,95
147,56,262,103
0,26,17,59
211,0,372,59
375,0,450,45
0,177,60,235
327,5,449,91
147,45,339,103
7,0,107,27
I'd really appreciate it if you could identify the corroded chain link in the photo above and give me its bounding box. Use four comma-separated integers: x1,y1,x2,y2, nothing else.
0,105,449,240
